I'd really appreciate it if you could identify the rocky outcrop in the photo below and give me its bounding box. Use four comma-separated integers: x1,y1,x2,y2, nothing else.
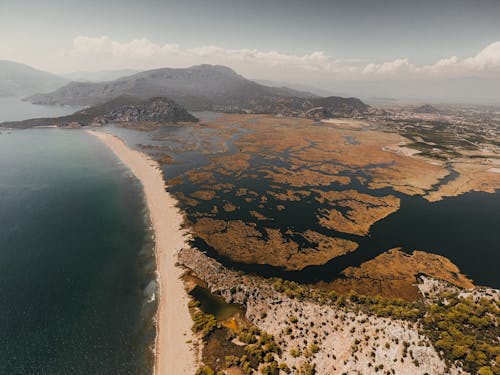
90,97,198,124
1,96,197,128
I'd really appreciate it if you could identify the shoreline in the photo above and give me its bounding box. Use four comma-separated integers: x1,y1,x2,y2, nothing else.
86,130,195,375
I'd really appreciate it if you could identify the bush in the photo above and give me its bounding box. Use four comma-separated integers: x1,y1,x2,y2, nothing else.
422,294,499,374
477,367,494,375
195,365,215,375
192,311,218,335
261,361,279,375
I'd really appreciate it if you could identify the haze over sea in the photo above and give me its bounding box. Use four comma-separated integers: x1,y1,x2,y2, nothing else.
0,100,155,374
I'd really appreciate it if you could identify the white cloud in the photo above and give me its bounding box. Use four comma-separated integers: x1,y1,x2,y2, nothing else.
40,36,500,83
462,41,500,71
361,58,414,75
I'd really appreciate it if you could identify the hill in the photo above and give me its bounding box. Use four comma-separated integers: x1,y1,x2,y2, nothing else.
412,104,441,114
308,96,370,117
26,64,316,109
0,60,67,97
1,96,197,129
210,95,371,118
63,69,140,82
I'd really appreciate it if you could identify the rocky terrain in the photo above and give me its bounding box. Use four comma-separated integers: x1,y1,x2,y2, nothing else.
179,247,499,375
91,96,198,125
0,96,197,128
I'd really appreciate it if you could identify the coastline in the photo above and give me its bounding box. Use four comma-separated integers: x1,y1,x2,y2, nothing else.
86,130,195,375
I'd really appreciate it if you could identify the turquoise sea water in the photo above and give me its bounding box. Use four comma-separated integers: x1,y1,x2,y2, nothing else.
0,129,155,374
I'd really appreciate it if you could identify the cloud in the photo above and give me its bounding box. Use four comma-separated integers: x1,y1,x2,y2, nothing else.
46,36,500,83
59,36,342,73
361,58,414,75
462,41,500,71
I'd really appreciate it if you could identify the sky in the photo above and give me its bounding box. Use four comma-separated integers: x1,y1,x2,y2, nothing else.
1,0,500,99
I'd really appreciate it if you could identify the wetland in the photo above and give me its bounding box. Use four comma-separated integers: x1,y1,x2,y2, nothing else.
107,113,500,297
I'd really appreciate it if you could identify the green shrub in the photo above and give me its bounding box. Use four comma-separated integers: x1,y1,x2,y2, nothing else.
195,365,215,375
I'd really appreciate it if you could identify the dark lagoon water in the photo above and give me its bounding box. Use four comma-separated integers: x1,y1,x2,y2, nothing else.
0,129,156,374
192,190,500,288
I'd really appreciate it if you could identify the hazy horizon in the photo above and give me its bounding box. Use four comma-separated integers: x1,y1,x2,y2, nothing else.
1,0,500,103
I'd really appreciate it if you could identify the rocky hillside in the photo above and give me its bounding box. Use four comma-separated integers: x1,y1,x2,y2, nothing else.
88,96,198,124
0,96,197,128
309,96,370,116
27,64,316,109
0,60,67,97
212,95,371,117
179,247,499,375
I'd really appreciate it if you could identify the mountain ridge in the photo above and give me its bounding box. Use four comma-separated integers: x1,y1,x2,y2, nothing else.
0,60,67,97
26,64,317,109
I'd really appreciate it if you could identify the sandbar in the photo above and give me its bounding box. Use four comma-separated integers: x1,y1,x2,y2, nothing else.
87,130,195,375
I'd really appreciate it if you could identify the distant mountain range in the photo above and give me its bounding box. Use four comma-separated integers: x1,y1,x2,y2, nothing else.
0,61,372,124
62,69,140,82
0,60,68,97
26,64,317,110
2,60,499,106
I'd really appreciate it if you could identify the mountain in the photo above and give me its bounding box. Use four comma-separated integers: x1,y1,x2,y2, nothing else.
412,104,441,114
26,64,316,109
93,96,198,124
309,77,500,105
309,96,370,115
0,60,67,97
1,96,197,129
255,79,336,97
63,69,140,82
210,95,371,118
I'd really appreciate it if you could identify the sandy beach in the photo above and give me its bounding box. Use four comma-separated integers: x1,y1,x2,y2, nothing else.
87,130,195,375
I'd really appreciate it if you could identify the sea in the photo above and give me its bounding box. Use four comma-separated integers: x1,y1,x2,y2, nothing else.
0,99,155,374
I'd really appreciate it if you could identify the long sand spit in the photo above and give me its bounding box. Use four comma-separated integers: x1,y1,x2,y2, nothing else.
87,130,195,375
